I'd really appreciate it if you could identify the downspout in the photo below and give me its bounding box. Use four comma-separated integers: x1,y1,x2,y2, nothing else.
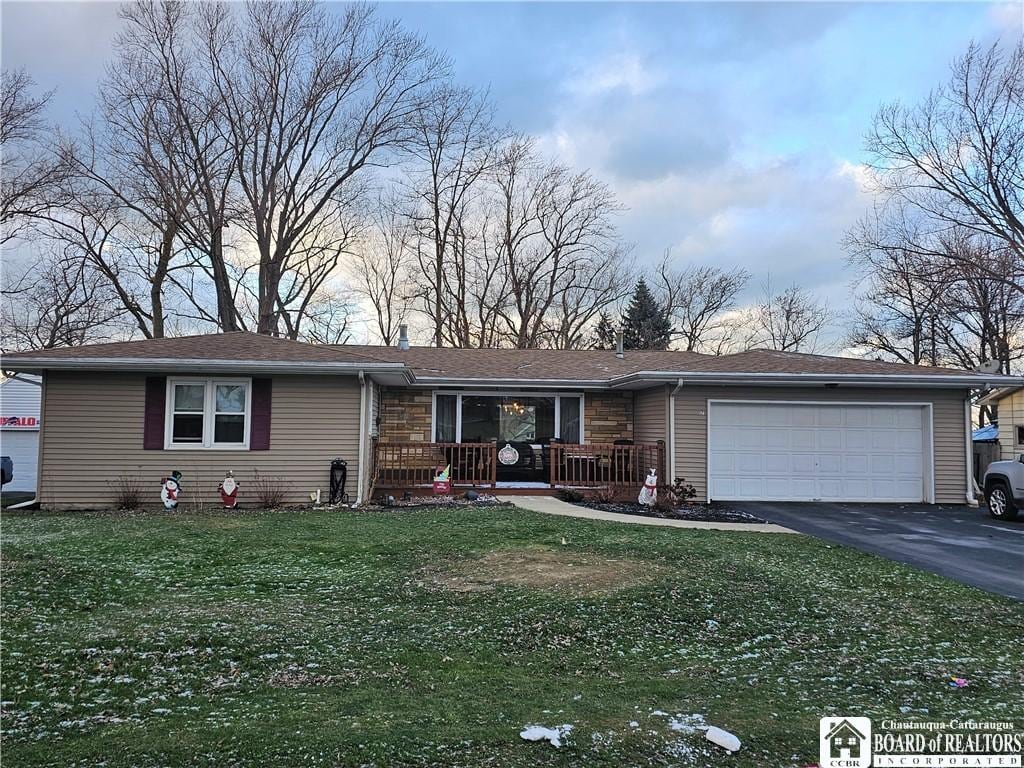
355,371,367,505
668,378,684,485
8,371,45,510
965,396,978,507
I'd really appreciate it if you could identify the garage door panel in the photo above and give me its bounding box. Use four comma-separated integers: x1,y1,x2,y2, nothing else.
710,451,735,472
818,429,843,450
708,402,926,503
818,454,842,473
896,409,922,428
896,430,922,451
845,430,870,450
736,453,762,472
792,430,816,450
791,453,816,473
844,454,869,474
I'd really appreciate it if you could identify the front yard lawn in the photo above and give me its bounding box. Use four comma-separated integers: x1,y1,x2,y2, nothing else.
2,505,1021,766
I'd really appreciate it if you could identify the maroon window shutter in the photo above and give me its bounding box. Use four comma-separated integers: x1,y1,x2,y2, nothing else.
143,376,166,449
250,378,272,450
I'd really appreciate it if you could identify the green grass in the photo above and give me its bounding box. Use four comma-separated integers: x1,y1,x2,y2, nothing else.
2,505,1021,767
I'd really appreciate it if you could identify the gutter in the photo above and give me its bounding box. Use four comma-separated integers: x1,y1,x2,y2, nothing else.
1,357,411,378
608,370,1024,389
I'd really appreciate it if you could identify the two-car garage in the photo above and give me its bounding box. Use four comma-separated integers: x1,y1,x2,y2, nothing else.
707,401,931,503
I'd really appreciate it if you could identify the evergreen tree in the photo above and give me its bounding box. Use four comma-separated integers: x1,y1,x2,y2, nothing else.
622,279,672,350
592,311,617,349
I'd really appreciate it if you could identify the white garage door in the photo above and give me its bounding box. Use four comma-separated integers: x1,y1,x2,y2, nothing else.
708,402,927,502
1,430,39,493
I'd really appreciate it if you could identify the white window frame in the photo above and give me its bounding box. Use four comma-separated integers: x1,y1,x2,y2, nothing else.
431,391,585,444
165,377,252,450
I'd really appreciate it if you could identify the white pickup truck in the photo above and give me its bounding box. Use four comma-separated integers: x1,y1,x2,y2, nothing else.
983,455,1024,520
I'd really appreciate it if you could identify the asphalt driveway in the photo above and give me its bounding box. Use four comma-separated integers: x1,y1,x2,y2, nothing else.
735,501,1024,601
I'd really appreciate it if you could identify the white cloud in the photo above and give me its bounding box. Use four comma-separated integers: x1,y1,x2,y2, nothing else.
564,52,663,97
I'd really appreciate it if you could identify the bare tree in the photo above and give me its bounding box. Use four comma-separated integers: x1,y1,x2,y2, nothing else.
113,1,241,332
203,2,445,336
933,237,1024,375
489,138,624,348
1,250,124,351
1,69,65,243
351,201,415,344
402,84,502,345
747,280,832,352
845,212,945,365
652,251,750,352
864,41,1024,294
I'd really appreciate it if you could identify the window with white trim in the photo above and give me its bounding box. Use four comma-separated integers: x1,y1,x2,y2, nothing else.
166,378,251,449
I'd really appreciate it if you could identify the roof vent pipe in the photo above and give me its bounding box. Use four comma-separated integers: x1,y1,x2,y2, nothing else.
615,330,624,359
397,325,409,351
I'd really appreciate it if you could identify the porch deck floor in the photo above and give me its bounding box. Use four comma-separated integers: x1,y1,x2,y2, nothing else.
494,481,551,489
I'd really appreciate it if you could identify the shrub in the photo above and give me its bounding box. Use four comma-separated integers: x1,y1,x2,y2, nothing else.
557,488,585,504
251,470,293,508
668,477,697,504
109,474,145,510
589,488,617,504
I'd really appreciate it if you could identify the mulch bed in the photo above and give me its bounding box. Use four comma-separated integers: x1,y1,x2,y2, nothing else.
575,500,768,524
366,493,503,510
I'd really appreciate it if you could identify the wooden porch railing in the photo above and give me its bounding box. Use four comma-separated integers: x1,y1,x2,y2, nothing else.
370,440,666,495
372,441,497,490
549,442,665,488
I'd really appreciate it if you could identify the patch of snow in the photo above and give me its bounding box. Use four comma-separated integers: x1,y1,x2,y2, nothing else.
668,714,707,734
520,724,572,748
705,725,741,753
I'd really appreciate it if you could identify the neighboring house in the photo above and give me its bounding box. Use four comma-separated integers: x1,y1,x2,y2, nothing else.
971,421,1001,483
978,386,1024,463
2,331,1020,510
0,374,42,494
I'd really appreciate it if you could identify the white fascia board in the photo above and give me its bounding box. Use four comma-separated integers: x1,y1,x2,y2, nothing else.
1,357,412,378
608,370,1024,389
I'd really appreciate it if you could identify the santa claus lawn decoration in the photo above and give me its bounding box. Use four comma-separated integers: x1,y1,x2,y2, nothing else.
218,470,239,508
161,470,183,510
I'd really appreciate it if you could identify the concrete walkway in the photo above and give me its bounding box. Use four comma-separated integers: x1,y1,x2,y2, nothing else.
497,495,796,533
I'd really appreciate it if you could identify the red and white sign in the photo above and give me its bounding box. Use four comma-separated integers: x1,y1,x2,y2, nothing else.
2,416,39,429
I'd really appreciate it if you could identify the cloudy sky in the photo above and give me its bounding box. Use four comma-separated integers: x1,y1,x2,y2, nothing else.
3,0,1021,341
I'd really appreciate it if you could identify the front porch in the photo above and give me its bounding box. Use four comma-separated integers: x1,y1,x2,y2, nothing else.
369,385,668,498
370,439,666,496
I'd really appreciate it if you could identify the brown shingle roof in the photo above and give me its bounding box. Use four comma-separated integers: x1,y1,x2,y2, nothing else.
2,332,382,365
684,348,980,377
336,344,981,380
334,345,711,380
1,332,995,381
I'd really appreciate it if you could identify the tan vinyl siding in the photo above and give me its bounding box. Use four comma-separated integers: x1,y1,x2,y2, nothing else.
633,385,668,444
673,386,970,505
38,371,362,510
996,389,1024,459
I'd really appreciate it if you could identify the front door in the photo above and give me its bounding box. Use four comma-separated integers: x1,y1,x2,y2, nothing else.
433,393,583,484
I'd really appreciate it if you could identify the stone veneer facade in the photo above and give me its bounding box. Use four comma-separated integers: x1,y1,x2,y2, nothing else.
375,388,635,444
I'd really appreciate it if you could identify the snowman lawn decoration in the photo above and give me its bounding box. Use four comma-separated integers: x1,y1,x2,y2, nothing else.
638,468,658,506
161,470,183,510
218,470,239,508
